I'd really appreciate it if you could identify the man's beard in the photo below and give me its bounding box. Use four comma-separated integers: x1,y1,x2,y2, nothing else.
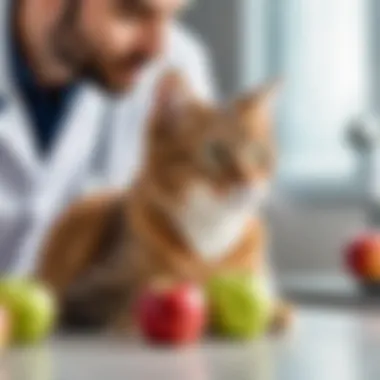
49,2,151,94
78,54,151,94
50,0,86,70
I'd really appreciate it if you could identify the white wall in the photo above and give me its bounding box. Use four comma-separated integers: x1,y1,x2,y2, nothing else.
183,0,240,97
183,0,271,96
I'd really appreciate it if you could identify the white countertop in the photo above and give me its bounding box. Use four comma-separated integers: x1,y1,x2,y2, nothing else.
3,308,380,380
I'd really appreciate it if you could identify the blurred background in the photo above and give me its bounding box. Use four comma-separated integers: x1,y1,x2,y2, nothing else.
2,1,380,378
185,0,376,284
0,0,380,380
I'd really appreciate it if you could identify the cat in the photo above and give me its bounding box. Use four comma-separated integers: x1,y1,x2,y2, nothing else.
35,71,292,332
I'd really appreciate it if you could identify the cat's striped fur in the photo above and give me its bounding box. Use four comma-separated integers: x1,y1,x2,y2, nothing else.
36,71,292,332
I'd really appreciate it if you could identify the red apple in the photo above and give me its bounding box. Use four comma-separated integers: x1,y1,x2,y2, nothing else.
136,280,206,345
345,233,380,279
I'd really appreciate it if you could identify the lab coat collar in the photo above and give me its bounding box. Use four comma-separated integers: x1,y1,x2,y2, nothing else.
0,0,109,191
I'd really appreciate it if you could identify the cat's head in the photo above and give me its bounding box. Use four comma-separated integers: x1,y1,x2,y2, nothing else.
143,71,280,211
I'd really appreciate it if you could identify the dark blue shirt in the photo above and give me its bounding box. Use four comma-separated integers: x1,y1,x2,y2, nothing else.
11,32,77,156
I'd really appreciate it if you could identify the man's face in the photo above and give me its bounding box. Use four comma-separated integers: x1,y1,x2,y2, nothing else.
52,0,187,93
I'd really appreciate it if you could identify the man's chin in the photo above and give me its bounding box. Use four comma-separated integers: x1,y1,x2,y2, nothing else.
90,70,144,95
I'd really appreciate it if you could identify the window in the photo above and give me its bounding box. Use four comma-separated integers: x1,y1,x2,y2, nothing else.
240,0,371,198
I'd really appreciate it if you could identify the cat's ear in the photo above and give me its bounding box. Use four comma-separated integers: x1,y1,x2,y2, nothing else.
238,79,282,124
256,79,282,112
151,69,193,126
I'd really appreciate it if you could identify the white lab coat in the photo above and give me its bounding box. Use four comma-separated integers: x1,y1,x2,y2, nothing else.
0,1,215,274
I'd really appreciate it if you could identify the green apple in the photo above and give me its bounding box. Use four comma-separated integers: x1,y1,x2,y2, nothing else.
0,278,57,344
206,273,272,339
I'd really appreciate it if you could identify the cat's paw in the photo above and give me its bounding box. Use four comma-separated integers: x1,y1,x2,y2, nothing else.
268,300,295,335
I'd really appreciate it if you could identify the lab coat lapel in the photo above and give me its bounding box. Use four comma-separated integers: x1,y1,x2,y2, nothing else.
14,85,108,275
34,84,108,211
0,100,41,185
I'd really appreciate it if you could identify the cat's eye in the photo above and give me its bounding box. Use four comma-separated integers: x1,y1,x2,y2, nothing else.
203,141,228,168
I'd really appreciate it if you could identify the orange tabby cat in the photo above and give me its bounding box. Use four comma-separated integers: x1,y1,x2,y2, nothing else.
35,71,292,331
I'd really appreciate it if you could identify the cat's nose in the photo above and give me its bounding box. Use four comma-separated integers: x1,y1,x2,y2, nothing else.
228,159,252,184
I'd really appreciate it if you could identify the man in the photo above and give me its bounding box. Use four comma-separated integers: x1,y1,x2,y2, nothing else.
0,0,214,274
